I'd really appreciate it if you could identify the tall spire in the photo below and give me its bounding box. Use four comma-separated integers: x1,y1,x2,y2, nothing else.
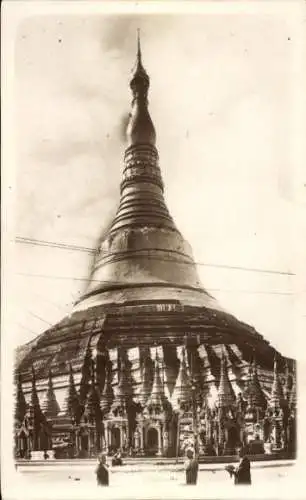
289,363,296,411
138,347,153,407
284,361,291,401
114,349,134,404
134,29,148,82
61,363,80,420
217,351,235,408
29,366,45,450
269,355,284,410
100,360,114,414
111,349,134,416
172,346,191,411
75,34,215,311
83,359,101,424
30,365,42,415
41,368,60,418
137,29,141,56
79,339,92,405
246,357,266,409
107,33,172,235
15,373,27,424
145,348,167,411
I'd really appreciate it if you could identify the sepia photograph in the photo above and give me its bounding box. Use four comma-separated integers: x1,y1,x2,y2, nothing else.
2,1,305,499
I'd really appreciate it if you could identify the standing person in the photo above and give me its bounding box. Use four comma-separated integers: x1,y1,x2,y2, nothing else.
95,454,109,487
112,450,123,466
184,448,199,485
226,447,251,485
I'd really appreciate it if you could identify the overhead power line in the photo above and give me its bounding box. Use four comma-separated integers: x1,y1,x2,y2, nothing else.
27,310,53,327
26,290,72,313
15,236,94,254
15,272,293,296
15,236,295,277
15,322,39,337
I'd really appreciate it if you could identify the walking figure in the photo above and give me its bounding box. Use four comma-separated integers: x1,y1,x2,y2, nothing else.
225,447,251,485
95,454,109,486
184,448,199,485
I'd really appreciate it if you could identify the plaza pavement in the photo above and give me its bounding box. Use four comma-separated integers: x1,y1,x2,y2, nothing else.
8,459,302,500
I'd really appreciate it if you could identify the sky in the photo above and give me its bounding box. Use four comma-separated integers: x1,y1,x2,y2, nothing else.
6,6,306,359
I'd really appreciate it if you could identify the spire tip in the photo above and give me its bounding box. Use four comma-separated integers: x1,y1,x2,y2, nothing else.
137,28,141,62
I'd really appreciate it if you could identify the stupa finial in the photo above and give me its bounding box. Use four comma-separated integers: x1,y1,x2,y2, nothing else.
127,30,156,147
137,28,142,64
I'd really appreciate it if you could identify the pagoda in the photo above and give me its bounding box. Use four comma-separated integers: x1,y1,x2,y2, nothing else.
14,35,296,460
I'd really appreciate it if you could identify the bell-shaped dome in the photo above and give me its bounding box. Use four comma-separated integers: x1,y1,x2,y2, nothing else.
74,36,222,316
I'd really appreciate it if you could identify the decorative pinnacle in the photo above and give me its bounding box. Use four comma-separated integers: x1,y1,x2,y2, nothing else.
15,373,27,423
62,363,79,419
48,368,53,387
137,28,141,64
181,344,188,365
217,350,235,408
145,346,167,413
151,348,163,394
42,367,60,418
171,345,191,410
130,30,149,89
269,353,284,410
249,349,256,375
91,358,95,385
246,356,266,411
31,364,36,383
31,365,39,406
155,345,159,362
101,360,114,413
